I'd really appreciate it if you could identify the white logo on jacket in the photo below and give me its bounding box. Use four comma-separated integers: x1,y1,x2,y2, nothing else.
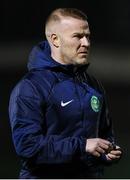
61,100,74,107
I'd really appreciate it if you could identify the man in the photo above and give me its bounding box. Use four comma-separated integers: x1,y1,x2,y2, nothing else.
9,8,122,178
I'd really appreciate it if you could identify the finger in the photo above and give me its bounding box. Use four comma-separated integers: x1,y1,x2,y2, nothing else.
99,138,111,145
99,142,109,150
109,150,122,155
107,153,121,159
105,154,112,161
96,146,105,154
93,151,101,157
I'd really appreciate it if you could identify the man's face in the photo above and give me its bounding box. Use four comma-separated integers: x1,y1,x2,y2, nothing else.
57,17,90,65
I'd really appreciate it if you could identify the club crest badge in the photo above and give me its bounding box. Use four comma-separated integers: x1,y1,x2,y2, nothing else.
91,95,100,112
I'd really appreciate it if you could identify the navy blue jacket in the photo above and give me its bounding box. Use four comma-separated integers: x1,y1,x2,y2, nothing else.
9,41,114,178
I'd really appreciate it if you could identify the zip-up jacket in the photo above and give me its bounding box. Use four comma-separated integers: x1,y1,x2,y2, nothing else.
9,41,115,178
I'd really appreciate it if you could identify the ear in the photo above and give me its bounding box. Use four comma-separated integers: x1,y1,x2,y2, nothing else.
50,33,60,47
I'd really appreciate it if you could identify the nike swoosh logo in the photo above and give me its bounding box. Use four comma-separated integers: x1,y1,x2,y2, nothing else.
61,99,74,107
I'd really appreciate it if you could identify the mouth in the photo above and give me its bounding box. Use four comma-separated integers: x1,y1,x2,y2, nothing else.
79,52,87,54
78,51,88,54
78,52,88,56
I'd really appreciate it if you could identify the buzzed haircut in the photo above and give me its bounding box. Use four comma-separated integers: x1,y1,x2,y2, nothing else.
45,8,88,27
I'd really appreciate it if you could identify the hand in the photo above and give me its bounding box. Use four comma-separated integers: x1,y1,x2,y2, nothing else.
86,138,111,157
105,145,122,161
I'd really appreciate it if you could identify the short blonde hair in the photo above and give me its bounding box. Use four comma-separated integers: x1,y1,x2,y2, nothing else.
45,8,88,39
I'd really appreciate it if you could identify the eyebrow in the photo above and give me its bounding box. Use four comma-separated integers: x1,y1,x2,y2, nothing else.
72,32,90,36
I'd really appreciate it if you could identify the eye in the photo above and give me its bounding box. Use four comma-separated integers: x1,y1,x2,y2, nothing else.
85,34,90,41
73,34,83,39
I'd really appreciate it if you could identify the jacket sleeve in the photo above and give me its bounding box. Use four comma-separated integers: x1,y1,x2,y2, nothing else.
99,88,115,143
9,79,86,165
98,83,119,165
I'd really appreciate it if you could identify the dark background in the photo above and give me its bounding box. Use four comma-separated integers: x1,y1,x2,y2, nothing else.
0,0,130,178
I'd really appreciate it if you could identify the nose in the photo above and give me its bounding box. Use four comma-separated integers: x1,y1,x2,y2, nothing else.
81,36,90,47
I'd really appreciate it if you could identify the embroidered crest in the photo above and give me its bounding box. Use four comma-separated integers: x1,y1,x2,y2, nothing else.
91,95,100,112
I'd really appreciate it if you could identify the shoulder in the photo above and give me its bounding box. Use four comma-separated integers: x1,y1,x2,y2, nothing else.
10,69,57,99
24,69,58,86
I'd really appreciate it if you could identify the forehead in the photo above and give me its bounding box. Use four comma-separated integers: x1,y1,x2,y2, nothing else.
60,17,90,33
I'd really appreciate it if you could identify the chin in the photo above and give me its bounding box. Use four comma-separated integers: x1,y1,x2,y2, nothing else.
76,58,88,65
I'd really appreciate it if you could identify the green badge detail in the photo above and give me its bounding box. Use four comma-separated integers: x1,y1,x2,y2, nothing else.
91,96,100,112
